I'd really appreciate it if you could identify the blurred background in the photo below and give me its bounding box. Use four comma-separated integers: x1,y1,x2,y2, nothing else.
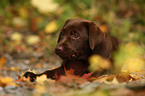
0,0,144,77
0,0,145,95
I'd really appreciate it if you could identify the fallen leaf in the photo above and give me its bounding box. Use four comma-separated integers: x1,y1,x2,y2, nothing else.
113,43,144,73
100,25,108,33
12,17,27,27
26,35,40,45
45,21,58,34
58,69,86,84
104,77,119,85
81,72,94,80
36,74,48,84
65,69,75,75
11,32,23,44
31,0,58,13
0,56,6,67
15,45,25,53
121,57,145,73
28,69,38,74
15,74,30,82
35,63,43,68
15,75,23,82
130,71,145,80
116,72,132,82
10,67,20,71
18,7,29,18
95,75,114,83
89,55,111,72
33,84,47,96
30,18,38,32
0,77,17,87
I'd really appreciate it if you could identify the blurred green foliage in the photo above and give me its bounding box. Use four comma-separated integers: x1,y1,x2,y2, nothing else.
113,43,145,73
0,0,144,58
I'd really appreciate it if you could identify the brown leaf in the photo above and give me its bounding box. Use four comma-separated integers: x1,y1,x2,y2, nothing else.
58,69,86,84
30,18,38,32
116,72,132,83
130,71,145,80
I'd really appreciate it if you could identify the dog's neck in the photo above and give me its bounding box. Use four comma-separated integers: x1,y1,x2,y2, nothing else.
62,60,89,75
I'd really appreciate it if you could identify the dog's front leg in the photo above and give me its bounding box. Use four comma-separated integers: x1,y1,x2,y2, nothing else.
23,65,65,82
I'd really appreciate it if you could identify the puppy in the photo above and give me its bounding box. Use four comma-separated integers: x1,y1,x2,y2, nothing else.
23,18,119,82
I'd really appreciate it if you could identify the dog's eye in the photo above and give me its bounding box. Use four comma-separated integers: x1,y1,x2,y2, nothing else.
71,31,80,39
60,31,64,36
73,33,79,38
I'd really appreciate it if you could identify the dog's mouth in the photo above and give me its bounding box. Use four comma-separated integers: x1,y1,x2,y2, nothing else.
56,51,79,60
71,52,78,58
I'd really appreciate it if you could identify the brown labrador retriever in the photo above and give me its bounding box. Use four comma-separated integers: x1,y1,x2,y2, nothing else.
23,18,119,82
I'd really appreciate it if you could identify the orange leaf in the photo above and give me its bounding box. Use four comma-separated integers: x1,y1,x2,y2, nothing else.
0,77,17,87
100,25,108,33
81,72,94,80
65,69,75,75
0,56,6,67
15,74,31,82
116,72,132,83
58,69,86,84
15,75,23,82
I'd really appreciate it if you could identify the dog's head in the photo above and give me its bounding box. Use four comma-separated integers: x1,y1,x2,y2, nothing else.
55,18,104,60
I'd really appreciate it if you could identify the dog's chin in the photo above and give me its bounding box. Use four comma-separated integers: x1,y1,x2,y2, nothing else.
58,52,88,61
57,52,79,61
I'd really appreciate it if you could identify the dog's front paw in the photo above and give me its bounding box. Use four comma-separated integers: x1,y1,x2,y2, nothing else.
23,72,37,82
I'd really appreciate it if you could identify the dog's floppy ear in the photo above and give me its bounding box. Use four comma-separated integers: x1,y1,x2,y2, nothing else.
84,21,104,50
57,19,72,43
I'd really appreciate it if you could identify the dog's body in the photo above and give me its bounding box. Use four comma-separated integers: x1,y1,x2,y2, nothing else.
24,18,119,82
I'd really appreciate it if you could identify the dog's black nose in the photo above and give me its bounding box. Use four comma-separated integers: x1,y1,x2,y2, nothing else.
55,46,63,53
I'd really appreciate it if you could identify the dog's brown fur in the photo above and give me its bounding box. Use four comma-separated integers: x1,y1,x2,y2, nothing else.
24,18,119,82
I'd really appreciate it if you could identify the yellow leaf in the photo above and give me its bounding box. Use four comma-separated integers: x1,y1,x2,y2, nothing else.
28,69,38,74
18,7,29,18
31,0,58,13
104,77,119,85
113,43,144,73
36,74,48,84
89,55,111,72
45,21,58,34
11,32,23,43
0,77,17,87
12,17,27,27
100,25,108,33
26,35,40,45
36,74,55,85
33,85,47,96
121,57,145,73
10,67,20,71
1,77,13,83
